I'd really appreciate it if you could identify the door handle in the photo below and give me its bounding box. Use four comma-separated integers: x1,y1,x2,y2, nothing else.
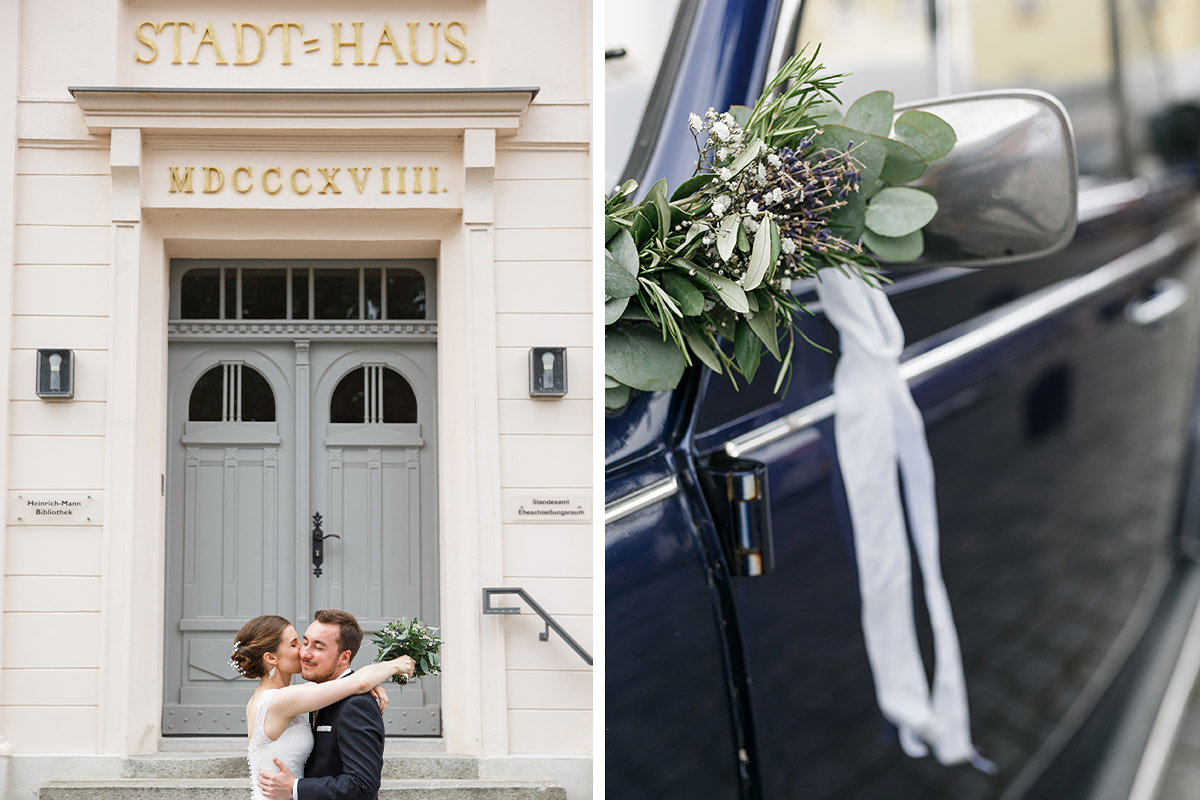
1125,277,1189,327
312,512,341,578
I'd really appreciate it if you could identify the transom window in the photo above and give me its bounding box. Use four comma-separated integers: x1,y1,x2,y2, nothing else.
331,366,417,424
178,264,426,321
189,363,276,422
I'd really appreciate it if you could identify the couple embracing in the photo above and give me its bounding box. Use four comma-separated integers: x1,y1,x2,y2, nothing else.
230,609,415,800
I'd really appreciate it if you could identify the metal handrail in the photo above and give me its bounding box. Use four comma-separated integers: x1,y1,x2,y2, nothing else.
482,587,593,666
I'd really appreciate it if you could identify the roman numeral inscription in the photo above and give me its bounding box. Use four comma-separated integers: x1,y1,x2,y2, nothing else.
167,165,446,197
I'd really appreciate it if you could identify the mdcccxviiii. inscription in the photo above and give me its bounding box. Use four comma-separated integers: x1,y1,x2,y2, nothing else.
135,21,470,66
167,165,447,197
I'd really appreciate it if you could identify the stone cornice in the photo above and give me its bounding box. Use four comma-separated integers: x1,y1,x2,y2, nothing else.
68,87,539,135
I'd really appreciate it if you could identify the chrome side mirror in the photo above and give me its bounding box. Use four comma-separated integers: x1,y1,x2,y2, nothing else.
896,90,1079,267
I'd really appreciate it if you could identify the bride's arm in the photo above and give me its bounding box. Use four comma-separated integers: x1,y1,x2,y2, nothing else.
267,657,414,725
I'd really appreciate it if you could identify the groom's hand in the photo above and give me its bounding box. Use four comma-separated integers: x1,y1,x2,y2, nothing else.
258,758,296,799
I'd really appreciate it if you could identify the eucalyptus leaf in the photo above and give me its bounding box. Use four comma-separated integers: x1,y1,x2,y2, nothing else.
605,218,620,244
661,272,706,316
604,375,621,389
895,110,956,161
863,228,925,262
743,217,773,291
717,214,739,262
843,91,895,137
604,296,629,324
671,173,716,202
608,228,639,278
606,325,687,391
826,187,867,241
865,187,939,238
605,384,632,410
605,253,639,300
746,294,781,359
810,100,843,125
734,320,763,384
872,135,927,184
737,223,751,254
692,268,750,313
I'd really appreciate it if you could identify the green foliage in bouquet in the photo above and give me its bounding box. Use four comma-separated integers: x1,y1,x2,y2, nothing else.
372,617,442,686
604,46,957,409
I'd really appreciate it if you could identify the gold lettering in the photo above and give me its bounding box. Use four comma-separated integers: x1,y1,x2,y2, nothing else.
268,22,304,65
444,21,466,64
428,166,439,193
160,21,195,65
408,22,440,66
168,166,194,193
291,168,311,194
232,167,253,193
203,167,225,193
412,166,424,194
190,23,228,65
348,167,371,193
135,22,159,63
396,166,407,194
368,22,406,66
317,168,342,194
263,167,282,195
381,167,391,194
234,23,266,66
331,22,364,66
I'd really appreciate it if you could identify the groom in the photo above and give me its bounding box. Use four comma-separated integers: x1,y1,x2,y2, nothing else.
259,609,412,800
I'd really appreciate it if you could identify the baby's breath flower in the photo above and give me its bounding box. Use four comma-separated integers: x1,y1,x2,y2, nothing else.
689,113,703,132
711,121,731,142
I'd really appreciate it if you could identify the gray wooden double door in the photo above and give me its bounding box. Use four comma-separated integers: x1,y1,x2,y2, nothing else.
163,337,440,735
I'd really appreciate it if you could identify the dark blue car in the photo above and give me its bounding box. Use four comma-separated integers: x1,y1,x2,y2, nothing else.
605,0,1200,797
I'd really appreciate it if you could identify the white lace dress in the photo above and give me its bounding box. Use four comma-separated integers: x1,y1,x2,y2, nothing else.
247,688,314,800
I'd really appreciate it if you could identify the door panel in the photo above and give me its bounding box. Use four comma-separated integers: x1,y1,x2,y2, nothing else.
308,344,440,734
701,211,1200,797
164,345,297,734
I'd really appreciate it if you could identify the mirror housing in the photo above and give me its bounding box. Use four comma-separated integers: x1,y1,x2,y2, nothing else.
890,90,1078,268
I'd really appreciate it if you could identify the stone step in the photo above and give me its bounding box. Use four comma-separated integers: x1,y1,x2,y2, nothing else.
119,752,478,780
41,779,566,800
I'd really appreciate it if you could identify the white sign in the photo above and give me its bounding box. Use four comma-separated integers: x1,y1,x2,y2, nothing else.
502,491,591,523
9,492,101,525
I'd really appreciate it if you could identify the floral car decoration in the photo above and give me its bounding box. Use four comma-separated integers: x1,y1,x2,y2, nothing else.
604,47,957,409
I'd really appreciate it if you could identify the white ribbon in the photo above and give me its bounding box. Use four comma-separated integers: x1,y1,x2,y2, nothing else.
815,268,987,768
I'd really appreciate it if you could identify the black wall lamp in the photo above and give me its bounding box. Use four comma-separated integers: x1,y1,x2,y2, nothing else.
36,349,74,399
529,347,567,397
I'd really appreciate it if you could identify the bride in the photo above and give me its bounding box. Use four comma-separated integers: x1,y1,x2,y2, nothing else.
229,614,414,799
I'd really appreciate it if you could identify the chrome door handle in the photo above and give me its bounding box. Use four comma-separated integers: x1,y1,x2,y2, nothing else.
1125,277,1189,327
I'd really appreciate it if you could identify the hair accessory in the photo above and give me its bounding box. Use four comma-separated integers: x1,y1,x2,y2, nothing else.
228,640,248,677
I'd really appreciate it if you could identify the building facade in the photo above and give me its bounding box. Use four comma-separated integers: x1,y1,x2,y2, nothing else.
0,0,592,797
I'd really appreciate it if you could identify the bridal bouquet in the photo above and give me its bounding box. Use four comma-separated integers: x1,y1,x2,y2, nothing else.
604,46,956,408
372,617,442,686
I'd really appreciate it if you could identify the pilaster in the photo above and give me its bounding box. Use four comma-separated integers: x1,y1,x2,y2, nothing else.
100,127,148,752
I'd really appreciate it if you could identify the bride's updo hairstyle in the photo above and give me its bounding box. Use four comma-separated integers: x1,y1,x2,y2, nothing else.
230,615,291,679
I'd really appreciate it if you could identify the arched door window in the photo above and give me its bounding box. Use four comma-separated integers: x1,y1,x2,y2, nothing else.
330,366,417,423
188,362,276,422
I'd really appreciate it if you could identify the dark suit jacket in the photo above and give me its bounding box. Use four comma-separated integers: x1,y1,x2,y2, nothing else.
298,672,384,800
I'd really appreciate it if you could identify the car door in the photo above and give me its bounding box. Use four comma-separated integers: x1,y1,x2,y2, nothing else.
688,1,1200,798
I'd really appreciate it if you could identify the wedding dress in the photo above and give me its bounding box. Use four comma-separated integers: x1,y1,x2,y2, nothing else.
247,688,313,800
